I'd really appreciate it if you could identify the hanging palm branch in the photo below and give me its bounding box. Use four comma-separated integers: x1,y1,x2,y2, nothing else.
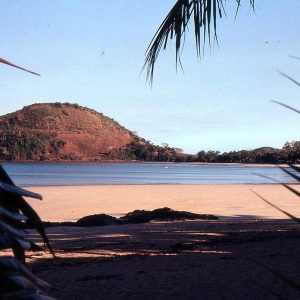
144,0,255,83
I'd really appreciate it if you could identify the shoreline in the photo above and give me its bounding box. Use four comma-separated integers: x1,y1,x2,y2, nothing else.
26,184,300,222
1,160,295,167
21,182,295,188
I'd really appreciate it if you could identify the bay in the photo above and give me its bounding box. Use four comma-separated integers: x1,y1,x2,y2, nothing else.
1,162,298,186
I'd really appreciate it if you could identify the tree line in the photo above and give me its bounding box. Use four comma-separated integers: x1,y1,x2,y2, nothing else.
1,131,299,164
110,138,300,164
0,129,66,160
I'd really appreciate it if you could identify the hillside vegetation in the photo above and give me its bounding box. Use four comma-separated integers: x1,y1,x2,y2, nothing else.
0,102,298,163
189,143,300,164
0,103,134,161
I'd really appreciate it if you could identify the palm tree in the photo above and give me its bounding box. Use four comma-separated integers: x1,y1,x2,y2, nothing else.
144,0,255,83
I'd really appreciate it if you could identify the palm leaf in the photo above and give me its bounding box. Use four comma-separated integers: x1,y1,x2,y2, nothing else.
0,257,50,290
0,181,42,200
271,100,300,114
0,57,40,76
0,220,25,238
252,190,300,224
278,70,300,87
16,198,55,257
0,54,52,297
0,206,27,222
0,166,55,257
279,166,300,182
288,164,300,174
289,55,300,61
144,0,255,83
254,172,300,198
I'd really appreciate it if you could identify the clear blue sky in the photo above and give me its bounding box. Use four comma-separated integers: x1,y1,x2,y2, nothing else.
0,1,299,154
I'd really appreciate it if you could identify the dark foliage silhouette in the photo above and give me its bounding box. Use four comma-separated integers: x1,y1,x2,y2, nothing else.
0,59,55,299
0,165,55,299
144,0,255,83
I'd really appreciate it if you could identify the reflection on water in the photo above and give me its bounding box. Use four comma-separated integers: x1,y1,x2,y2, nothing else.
1,162,297,186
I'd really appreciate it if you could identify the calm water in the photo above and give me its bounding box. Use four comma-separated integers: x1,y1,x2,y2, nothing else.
1,162,298,186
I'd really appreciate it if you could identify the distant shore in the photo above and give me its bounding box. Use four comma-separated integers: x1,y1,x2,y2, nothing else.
27,184,300,222
0,160,294,168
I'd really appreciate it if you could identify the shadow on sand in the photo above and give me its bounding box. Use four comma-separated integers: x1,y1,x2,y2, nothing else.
26,218,300,300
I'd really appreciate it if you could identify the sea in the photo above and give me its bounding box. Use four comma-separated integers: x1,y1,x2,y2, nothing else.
1,162,298,186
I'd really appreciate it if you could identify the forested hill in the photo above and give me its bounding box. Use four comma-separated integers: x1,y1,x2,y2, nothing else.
0,102,298,163
0,103,135,161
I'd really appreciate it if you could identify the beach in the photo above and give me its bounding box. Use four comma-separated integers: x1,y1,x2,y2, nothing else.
24,184,300,299
27,184,300,222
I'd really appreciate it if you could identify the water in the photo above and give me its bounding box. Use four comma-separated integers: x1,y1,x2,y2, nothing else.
1,162,298,186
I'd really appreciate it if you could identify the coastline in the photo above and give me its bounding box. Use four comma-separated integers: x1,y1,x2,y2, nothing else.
1,160,295,167
20,182,292,188
26,183,300,222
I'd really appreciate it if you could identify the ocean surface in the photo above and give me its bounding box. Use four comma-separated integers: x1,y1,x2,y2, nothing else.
1,162,298,186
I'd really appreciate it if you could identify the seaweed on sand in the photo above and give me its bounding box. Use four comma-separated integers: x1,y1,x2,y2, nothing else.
42,207,219,227
120,207,219,224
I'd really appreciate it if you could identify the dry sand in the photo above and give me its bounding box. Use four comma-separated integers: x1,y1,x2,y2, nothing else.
27,184,300,222
21,184,300,299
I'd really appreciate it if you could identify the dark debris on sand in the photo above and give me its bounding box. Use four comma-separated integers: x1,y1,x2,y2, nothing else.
42,207,218,227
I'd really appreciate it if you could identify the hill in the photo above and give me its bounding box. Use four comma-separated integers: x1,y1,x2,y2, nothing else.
0,103,135,161
0,102,297,163
251,147,281,155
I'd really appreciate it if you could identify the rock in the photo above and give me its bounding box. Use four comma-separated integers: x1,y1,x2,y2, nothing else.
75,214,120,227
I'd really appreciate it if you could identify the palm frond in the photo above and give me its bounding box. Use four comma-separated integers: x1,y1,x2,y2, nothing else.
0,166,55,257
143,0,254,83
288,164,300,174
0,55,49,297
252,190,300,224
289,55,300,61
0,206,27,222
271,100,300,114
278,70,300,87
254,172,300,198
279,166,300,182
0,57,40,76
0,165,55,299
